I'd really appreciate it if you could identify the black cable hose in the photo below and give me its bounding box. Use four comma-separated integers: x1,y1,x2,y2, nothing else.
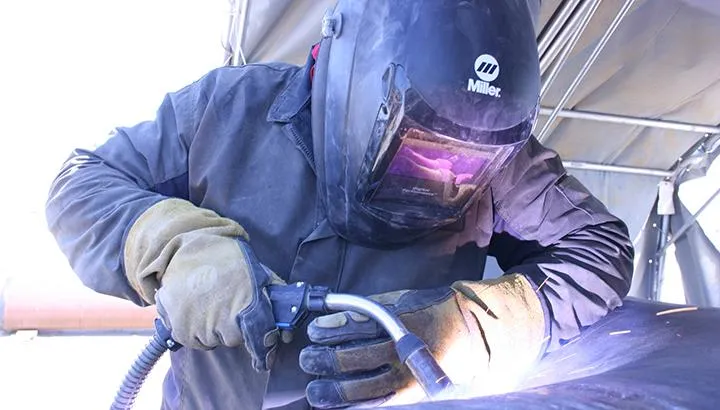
110,332,168,410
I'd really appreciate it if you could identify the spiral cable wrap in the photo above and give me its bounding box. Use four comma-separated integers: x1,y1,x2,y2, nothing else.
110,333,168,410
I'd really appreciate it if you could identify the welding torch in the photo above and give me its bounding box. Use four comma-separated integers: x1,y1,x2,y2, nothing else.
268,282,456,400
111,283,455,409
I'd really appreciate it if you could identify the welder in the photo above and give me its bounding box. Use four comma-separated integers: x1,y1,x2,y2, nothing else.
45,0,633,408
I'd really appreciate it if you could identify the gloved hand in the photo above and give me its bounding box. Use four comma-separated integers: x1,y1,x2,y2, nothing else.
299,274,546,408
123,198,284,371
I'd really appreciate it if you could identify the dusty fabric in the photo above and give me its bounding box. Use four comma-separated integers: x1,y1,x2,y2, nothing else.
124,198,250,304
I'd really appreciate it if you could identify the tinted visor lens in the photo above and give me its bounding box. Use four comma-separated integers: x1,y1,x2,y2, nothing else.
356,64,531,227
374,124,501,207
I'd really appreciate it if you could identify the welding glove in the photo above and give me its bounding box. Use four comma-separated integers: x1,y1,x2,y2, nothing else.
299,274,546,408
123,198,284,371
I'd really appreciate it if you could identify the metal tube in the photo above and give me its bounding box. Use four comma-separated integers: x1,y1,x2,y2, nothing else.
324,293,409,341
652,214,671,300
538,0,583,58
562,161,672,177
538,0,638,143
540,0,591,75
540,0,601,98
657,186,720,255
539,107,720,135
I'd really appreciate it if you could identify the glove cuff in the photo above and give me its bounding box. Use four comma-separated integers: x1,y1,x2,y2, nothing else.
123,198,249,303
450,274,546,391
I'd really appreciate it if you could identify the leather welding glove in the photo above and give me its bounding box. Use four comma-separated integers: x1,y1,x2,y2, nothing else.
299,274,546,408
124,198,284,371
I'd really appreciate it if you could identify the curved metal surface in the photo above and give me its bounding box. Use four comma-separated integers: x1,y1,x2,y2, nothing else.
324,293,409,341
391,298,720,409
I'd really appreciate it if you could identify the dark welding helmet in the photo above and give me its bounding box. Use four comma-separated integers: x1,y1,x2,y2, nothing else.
311,0,540,247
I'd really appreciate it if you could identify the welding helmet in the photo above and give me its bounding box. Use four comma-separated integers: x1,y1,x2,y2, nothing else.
311,0,540,247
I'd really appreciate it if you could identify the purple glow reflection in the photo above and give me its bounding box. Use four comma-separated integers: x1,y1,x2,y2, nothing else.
387,140,491,185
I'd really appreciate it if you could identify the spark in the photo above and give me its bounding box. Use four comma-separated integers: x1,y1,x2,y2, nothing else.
568,365,598,375
655,306,698,316
536,277,550,292
556,353,577,363
608,330,631,336
562,336,581,346
539,335,550,346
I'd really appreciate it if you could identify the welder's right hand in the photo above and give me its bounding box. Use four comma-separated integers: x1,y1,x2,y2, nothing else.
123,198,285,372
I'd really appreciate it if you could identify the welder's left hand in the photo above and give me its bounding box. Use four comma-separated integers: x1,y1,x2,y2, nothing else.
299,274,547,409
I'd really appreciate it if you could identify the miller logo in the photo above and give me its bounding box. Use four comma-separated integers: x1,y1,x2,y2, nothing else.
467,54,501,98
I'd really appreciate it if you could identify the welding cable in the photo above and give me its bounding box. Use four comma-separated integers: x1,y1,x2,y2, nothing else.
111,319,178,410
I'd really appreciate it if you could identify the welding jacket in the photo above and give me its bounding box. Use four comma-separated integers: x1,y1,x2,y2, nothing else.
45,52,633,409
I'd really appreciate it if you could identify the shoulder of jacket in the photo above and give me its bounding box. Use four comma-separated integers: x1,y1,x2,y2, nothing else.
200,62,300,91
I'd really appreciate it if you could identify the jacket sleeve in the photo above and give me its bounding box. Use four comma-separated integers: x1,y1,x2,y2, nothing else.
45,69,224,306
488,137,634,352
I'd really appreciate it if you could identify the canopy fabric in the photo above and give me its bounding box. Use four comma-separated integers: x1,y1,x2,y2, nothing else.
232,0,720,240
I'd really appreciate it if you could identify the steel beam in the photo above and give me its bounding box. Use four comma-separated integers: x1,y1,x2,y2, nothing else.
562,161,673,177
538,107,720,135
538,0,638,143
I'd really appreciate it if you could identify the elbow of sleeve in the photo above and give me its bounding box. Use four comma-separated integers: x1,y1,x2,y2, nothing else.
606,221,635,300
44,150,167,307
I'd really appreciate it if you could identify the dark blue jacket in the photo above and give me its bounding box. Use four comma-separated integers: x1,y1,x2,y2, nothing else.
46,54,633,409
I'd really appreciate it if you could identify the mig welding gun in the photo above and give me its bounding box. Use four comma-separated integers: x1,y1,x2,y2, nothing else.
111,282,455,409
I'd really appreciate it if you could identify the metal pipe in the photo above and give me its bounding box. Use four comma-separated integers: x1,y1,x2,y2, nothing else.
2,279,155,332
540,0,601,98
324,293,409,341
539,107,720,135
538,0,583,58
562,161,672,177
657,186,720,255
538,0,638,143
652,214,671,300
540,0,590,75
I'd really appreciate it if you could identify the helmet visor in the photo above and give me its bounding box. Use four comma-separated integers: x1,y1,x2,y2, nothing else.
356,65,532,226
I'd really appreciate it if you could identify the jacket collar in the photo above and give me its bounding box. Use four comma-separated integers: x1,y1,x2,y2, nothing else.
266,49,314,123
